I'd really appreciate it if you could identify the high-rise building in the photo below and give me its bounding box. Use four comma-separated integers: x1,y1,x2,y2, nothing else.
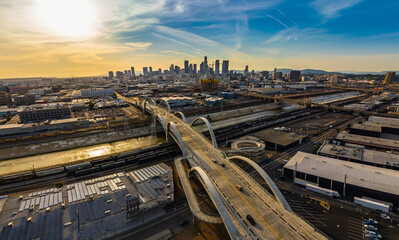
383,72,396,84
184,60,189,73
170,64,174,73
175,65,180,73
288,70,301,81
222,60,229,75
193,64,197,74
204,56,209,74
215,60,220,75
131,67,135,76
127,70,132,77
143,67,149,75
108,71,114,78
116,71,123,78
149,67,153,74
124,70,128,76
244,65,249,76
200,63,204,74
272,71,282,80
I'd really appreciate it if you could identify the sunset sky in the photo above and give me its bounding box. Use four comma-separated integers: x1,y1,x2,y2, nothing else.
1,0,399,78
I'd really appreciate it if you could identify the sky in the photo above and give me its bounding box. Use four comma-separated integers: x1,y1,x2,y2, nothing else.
0,0,399,78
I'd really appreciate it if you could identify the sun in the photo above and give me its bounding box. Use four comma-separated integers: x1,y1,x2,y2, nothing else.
34,0,98,38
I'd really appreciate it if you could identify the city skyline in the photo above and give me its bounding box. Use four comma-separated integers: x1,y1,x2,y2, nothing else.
1,0,399,78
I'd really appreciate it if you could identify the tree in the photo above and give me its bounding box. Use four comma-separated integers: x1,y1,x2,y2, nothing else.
88,102,95,110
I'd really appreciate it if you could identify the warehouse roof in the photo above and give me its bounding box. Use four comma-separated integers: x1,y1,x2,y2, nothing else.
368,116,399,129
336,132,399,150
284,152,399,196
318,143,399,166
350,122,381,133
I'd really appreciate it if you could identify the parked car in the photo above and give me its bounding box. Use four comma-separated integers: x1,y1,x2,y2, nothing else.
246,215,256,226
381,213,391,220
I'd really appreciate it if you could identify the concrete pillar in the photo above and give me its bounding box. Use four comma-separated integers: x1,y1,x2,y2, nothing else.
343,174,347,197
317,176,319,185
330,179,333,190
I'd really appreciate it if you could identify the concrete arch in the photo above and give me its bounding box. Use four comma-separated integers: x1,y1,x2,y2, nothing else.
173,111,187,123
155,114,167,139
166,122,187,157
190,166,243,240
175,158,223,224
190,117,218,149
228,156,292,212
159,99,171,112
151,99,157,106
143,100,155,118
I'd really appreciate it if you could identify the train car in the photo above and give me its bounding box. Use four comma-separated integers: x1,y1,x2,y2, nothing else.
0,171,34,184
35,167,65,178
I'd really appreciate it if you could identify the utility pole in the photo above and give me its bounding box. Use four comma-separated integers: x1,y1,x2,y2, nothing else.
343,174,347,197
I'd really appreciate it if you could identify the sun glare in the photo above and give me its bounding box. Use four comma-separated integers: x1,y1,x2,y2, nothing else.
34,0,98,38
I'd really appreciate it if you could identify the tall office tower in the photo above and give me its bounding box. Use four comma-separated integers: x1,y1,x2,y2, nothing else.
244,65,249,76
193,64,197,74
116,71,123,78
158,68,162,74
189,64,193,74
131,67,135,76
149,67,153,74
200,62,204,73
127,70,132,77
143,67,148,75
204,56,209,73
170,64,174,73
261,71,269,79
383,72,396,84
222,60,229,75
288,70,301,81
184,60,189,73
215,60,220,75
274,67,277,73
108,71,114,78
124,70,128,76
175,65,180,73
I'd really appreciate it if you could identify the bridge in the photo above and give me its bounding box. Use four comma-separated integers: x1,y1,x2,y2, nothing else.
116,93,328,240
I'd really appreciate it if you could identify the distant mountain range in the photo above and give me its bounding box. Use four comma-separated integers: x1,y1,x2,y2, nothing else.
274,68,399,75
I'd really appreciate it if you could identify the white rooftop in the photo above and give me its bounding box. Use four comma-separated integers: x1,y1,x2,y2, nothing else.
368,116,399,129
284,151,399,196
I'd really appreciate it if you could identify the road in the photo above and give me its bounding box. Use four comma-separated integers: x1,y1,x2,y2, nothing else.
130,96,329,240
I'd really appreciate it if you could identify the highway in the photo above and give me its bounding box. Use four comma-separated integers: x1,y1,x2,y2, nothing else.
119,94,329,240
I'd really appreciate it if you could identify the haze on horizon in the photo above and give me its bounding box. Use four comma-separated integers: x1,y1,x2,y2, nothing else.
0,0,398,78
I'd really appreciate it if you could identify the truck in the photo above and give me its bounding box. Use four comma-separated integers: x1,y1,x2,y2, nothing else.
235,185,243,191
354,197,390,213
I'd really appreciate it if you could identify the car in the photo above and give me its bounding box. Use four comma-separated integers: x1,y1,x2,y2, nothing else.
246,215,256,225
364,225,378,232
381,213,391,220
364,234,382,239
364,220,377,226
365,230,377,235
235,185,243,191
221,163,226,168
213,159,217,163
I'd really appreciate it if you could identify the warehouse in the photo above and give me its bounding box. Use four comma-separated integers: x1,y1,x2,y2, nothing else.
251,128,307,151
349,122,381,137
317,143,399,170
335,132,399,151
283,151,399,207
366,116,399,135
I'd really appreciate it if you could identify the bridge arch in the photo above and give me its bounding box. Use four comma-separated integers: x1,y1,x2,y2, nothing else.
151,99,157,106
159,99,171,112
190,117,218,149
190,166,243,240
227,156,292,212
174,158,223,224
143,100,155,118
173,111,187,123
155,114,167,138
166,122,188,157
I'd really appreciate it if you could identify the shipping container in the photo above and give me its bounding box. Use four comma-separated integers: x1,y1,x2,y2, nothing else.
354,197,390,213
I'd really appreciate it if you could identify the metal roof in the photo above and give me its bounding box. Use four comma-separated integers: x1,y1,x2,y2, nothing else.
284,151,399,196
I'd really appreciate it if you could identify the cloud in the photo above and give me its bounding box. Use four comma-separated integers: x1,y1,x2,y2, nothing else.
311,0,363,19
125,42,152,50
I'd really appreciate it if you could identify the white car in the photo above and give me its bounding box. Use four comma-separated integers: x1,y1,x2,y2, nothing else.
381,213,391,220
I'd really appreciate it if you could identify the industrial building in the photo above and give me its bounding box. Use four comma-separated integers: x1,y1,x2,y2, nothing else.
79,88,115,98
335,132,399,151
251,128,307,151
18,106,72,123
0,164,173,240
349,122,381,137
317,143,399,170
200,79,219,91
283,151,399,207
365,116,399,134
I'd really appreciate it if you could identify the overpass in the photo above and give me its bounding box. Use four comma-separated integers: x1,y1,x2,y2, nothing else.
117,93,329,240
